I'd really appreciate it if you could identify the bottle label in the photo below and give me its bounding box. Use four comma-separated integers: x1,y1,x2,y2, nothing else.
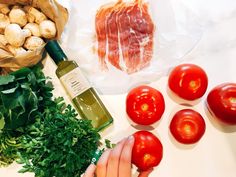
60,68,91,98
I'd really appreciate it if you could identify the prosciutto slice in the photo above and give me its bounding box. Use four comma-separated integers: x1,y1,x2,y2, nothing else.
95,0,154,74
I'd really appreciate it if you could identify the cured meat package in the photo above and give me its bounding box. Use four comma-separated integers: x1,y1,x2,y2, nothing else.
95,0,155,74
61,0,202,94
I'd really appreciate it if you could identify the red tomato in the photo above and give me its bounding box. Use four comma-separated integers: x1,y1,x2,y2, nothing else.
207,83,236,125
126,85,165,125
168,64,208,100
169,109,206,144
132,131,163,171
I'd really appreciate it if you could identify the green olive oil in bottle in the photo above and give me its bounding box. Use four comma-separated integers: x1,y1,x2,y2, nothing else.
45,40,113,131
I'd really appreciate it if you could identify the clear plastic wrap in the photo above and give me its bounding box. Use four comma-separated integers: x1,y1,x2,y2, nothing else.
61,0,202,94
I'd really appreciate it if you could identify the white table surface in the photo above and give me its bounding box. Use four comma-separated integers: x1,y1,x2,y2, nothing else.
1,0,236,177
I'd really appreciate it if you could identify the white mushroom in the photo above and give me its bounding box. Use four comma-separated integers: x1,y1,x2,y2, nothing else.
4,24,31,47
9,7,27,27
0,13,10,34
39,20,56,39
24,6,47,24
0,34,8,45
0,4,10,14
24,36,45,50
24,23,41,37
6,44,27,56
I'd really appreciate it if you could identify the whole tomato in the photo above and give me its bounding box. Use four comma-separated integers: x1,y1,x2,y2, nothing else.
126,85,165,125
132,131,163,171
168,64,208,100
169,109,206,144
207,83,236,125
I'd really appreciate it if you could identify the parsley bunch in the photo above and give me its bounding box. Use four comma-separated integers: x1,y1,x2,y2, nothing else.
18,98,100,177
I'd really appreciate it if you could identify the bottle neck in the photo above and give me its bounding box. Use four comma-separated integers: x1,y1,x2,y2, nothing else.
54,56,68,65
45,40,68,65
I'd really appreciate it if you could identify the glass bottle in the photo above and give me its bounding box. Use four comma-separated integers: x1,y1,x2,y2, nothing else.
45,40,113,131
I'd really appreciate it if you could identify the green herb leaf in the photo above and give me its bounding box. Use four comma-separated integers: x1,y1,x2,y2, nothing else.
105,139,116,149
0,116,5,130
1,85,19,94
0,75,15,85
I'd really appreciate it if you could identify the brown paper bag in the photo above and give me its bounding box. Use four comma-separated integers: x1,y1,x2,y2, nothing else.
0,0,68,72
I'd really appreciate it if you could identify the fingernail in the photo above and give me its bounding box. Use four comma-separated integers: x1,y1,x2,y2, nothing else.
128,135,134,142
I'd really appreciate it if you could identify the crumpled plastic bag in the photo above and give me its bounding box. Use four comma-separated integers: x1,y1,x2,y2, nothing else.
0,0,68,72
61,0,202,94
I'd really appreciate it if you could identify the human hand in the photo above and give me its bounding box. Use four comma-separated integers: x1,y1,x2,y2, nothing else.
83,136,153,177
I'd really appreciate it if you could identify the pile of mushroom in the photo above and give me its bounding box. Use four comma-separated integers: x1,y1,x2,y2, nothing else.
0,4,57,56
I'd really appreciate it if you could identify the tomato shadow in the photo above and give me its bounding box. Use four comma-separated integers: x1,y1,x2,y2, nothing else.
126,114,163,131
166,86,202,107
204,102,236,133
168,130,197,149
204,102,236,163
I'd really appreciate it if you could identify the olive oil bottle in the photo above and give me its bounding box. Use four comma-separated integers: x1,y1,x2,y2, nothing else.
45,40,113,131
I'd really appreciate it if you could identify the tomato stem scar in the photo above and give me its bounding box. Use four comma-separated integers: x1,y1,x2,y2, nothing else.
141,103,149,111
184,124,192,134
189,81,197,87
230,97,236,104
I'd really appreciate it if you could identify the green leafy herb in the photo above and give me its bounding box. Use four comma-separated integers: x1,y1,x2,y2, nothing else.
17,98,100,177
0,66,53,130
0,130,21,167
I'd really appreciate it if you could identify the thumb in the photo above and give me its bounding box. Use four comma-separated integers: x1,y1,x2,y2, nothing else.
138,168,153,177
83,164,96,177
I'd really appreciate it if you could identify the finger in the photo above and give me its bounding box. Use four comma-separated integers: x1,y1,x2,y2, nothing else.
106,138,127,177
118,136,135,177
96,149,111,177
83,164,96,177
138,168,154,177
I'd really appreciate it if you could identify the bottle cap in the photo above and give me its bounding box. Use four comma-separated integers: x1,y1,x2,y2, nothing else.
45,40,67,64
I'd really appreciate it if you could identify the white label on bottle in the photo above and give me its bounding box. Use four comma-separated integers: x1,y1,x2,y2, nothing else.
60,68,91,98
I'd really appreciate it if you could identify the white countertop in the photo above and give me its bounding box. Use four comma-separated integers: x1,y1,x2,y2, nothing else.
1,0,236,176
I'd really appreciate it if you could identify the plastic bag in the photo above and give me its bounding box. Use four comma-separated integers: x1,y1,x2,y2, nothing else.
177,0,236,26
0,0,68,72
62,0,202,94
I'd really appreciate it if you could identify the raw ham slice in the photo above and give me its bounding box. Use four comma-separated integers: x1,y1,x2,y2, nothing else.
106,1,124,70
95,0,154,74
95,2,115,70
